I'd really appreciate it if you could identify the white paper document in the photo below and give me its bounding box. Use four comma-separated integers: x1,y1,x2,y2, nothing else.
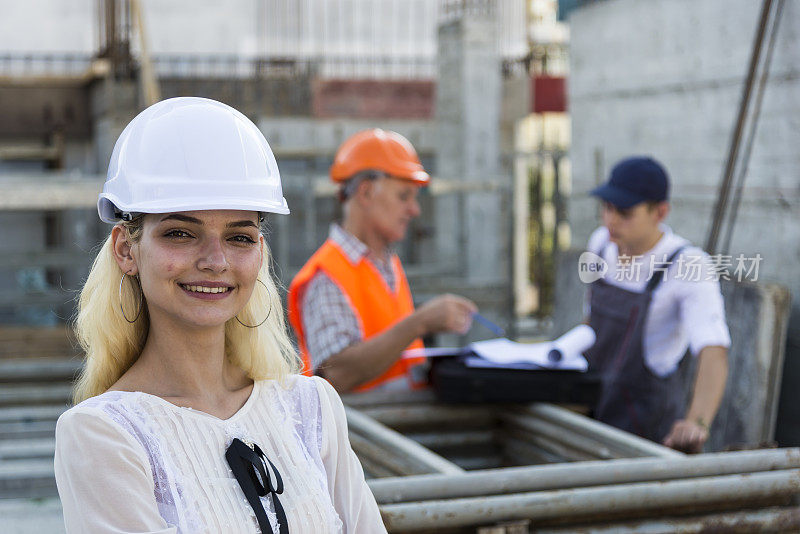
401,347,463,359
467,325,596,371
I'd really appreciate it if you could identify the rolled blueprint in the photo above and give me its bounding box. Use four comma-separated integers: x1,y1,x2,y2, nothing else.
547,325,597,362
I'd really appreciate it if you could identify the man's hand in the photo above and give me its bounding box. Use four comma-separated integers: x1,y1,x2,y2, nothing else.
415,294,478,335
662,419,709,454
321,293,478,392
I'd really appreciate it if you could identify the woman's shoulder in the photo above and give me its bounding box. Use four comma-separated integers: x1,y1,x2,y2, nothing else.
57,390,150,441
56,391,152,453
60,390,132,418
261,373,329,395
258,374,325,403
257,374,337,420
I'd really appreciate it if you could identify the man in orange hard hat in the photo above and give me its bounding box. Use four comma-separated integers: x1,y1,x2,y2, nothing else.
288,129,477,393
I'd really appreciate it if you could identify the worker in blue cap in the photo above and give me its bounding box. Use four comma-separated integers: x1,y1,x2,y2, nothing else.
584,156,730,453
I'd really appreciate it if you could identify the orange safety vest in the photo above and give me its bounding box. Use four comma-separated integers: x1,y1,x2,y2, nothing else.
288,239,426,392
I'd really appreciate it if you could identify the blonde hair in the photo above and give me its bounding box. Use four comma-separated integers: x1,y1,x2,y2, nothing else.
72,216,301,404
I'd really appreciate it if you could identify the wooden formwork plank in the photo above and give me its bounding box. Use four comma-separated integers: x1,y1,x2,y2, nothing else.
0,326,80,359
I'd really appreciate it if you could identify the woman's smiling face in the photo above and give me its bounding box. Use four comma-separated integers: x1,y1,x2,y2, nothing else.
119,210,263,329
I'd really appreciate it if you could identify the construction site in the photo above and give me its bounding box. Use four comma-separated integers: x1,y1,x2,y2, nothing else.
1,0,800,532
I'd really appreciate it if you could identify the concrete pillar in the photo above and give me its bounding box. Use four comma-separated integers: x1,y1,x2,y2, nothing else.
89,77,138,176
435,2,507,285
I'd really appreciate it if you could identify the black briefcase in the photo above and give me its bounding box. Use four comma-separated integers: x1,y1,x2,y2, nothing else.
429,353,601,405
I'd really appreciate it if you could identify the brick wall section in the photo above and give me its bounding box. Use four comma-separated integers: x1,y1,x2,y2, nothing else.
312,79,435,119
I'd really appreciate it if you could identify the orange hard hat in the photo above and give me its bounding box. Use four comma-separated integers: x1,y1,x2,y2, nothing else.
330,129,430,185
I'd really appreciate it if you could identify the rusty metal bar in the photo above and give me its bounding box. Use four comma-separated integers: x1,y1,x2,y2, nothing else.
345,406,464,475
379,468,800,531
518,404,683,458
369,448,800,504
706,0,775,253
721,0,787,255
536,506,800,534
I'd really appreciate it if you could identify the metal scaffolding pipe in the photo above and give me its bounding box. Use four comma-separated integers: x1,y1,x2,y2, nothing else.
502,414,620,460
537,506,800,534
341,389,436,408
501,435,560,466
447,455,504,471
345,406,464,475
518,404,683,458
359,405,495,430
379,468,800,531
358,455,397,479
502,427,596,462
404,430,495,450
369,448,800,504
348,432,430,476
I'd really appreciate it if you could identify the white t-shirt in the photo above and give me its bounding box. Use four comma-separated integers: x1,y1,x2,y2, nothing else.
54,375,385,534
586,225,731,377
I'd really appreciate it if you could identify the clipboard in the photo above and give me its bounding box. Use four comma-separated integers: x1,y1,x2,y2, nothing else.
428,352,601,405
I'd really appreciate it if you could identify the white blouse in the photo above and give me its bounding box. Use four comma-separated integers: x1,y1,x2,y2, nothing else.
54,375,386,534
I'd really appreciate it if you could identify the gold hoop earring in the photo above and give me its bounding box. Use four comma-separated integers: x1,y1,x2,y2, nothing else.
119,271,144,323
235,279,273,328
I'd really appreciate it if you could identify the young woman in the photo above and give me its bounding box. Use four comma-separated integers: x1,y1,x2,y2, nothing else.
54,97,386,533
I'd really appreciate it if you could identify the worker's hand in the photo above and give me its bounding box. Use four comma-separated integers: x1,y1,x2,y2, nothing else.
416,294,478,335
662,419,709,454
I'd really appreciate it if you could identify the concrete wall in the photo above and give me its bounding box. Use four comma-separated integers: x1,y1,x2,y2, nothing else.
0,1,527,67
568,0,800,444
0,0,94,53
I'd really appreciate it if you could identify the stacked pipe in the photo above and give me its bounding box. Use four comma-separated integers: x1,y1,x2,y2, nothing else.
499,404,682,463
369,449,800,532
347,397,679,470
341,393,800,532
358,404,504,470
344,406,464,478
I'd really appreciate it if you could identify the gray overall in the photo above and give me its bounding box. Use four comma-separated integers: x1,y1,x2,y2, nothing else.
585,244,687,443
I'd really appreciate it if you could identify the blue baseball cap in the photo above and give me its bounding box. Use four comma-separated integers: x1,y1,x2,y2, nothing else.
590,156,670,209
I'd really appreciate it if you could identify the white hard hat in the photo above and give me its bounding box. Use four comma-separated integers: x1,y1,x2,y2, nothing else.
98,97,289,223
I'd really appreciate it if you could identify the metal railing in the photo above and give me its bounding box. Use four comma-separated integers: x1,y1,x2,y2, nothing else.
0,53,94,78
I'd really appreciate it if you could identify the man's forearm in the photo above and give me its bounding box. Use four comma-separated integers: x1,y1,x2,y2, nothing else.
319,313,427,392
685,345,728,426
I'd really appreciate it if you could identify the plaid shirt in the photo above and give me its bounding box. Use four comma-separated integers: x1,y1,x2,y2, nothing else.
300,224,397,369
